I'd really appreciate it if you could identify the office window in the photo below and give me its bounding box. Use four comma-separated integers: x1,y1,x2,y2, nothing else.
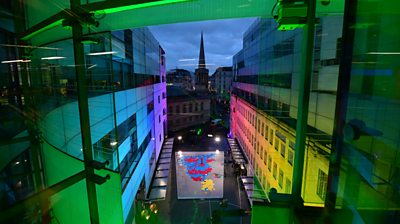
147,100,154,114
261,122,264,136
317,169,328,200
176,105,180,113
275,137,279,151
189,103,193,113
158,95,160,103
268,156,272,171
285,178,291,194
280,143,286,158
183,104,187,113
200,102,204,110
263,151,267,165
273,162,277,179
256,141,259,155
269,129,274,145
278,169,284,188
265,125,269,140
275,130,286,143
288,149,294,166
289,140,295,150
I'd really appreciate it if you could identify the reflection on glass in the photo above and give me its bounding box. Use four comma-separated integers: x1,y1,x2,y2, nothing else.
334,0,400,221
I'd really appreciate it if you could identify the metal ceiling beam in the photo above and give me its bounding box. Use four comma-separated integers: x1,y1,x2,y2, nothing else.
0,170,86,223
291,0,316,201
19,0,167,41
82,0,187,13
19,11,66,41
70,0,101,222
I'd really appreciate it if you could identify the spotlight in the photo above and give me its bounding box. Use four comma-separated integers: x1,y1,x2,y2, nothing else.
141,208,151,220
150,203,158,214
177,136,182,140
215,137,221,142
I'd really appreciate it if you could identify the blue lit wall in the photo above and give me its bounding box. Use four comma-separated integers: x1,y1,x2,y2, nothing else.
38,27,167,223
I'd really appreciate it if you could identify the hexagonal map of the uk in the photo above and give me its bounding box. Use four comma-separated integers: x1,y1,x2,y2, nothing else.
175,151,224,199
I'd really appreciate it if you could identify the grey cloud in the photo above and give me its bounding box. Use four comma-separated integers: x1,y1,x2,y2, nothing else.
149,18,255,73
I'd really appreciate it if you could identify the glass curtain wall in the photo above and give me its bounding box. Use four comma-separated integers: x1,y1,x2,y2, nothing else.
332,0,400,222
232,5,345,210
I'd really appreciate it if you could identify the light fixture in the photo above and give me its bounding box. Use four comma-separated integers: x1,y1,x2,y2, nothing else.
178,151,183,155
87,64,97,70
215,137,221,142
207,134,213,138
367,52,400,55
178,58,195,61
177,136,182,140
1,59,31,64
41,56,65,60
216,150,220,154
15,161,20,165
150,203,158,214
0,44,60,50
87,51,117,56
141,209,150,220
110,141,118,146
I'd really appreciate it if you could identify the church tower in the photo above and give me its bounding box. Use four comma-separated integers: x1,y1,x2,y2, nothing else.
195,32,209,89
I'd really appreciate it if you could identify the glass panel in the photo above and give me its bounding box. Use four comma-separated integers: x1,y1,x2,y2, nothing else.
302,13,344,206
335,0,400,222
28,37,86,159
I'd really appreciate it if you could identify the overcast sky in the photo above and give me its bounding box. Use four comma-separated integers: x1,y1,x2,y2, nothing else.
149,18,255,74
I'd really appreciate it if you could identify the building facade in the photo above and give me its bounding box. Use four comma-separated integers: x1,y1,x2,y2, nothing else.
166,68,194,91
167,86,210,132
231,17,342,206
0,24,167,223
212,66,233,104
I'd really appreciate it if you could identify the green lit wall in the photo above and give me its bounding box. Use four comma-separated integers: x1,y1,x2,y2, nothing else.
41,141,124,224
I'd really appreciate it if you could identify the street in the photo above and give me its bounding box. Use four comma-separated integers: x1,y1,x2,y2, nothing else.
150,123,251,224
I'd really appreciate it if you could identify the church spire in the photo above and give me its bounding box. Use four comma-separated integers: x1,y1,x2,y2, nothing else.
198,31,206,68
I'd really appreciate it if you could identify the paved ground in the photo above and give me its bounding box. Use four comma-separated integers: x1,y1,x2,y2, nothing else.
145,124,251,224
